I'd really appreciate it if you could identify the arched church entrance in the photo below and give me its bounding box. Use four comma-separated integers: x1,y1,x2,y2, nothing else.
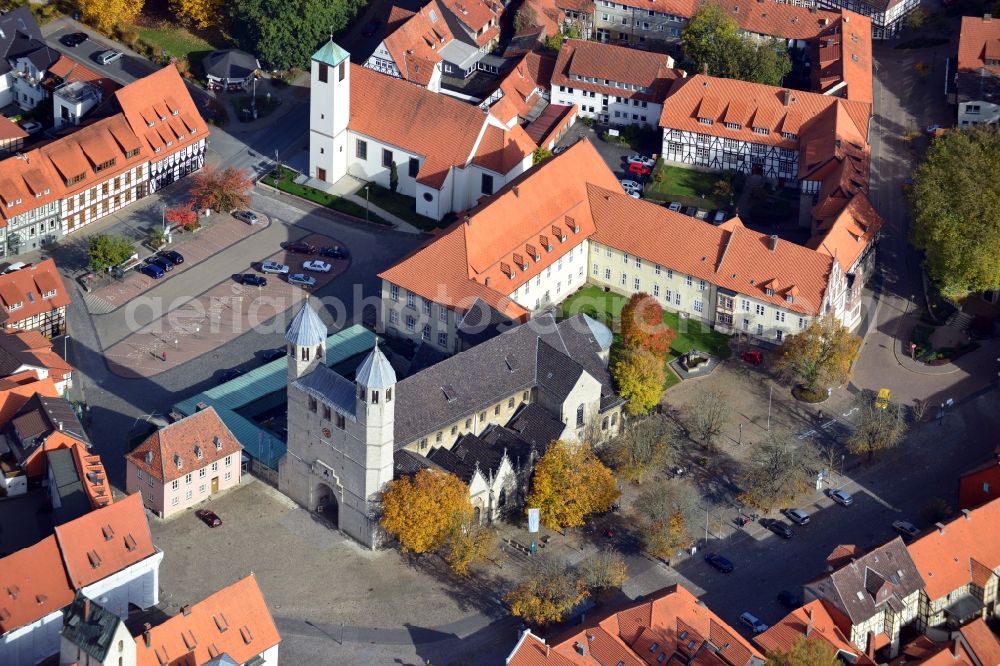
314,483,340,527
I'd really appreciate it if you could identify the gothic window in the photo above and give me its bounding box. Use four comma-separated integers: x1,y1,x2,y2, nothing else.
386,387,392,402
372,390,380,404
576,404,585,427
308,396,317,412
301,347,310,361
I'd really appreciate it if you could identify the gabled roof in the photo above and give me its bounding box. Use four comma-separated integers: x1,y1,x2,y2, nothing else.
0,535,75,634
552,39,683,104
9,393,89,463
807,193,883,272
906,499,1000,601
53,493,157,589
0,375,58,425
0,259,70,325
114,65,208,160
135,575,280,666
506,584,764,665
0,329,72,379
439,0,502,38
811,12,874,105
958,15,1000,74
380,0,454,86
0,8,43,76
471,122,536,175
427,431,507,483
126,407,242,483
754,600,874,664
61,593,127,663
958,618,1000,666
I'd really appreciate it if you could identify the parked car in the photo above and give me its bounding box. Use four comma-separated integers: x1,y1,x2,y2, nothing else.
667,202,682,213
158,250,184,265
303,260,332,273
148,256,174,272
218,368,244,383
233,210,259,225
240,274,267,287
627,162,652,177
784,508,810,525
261,347,286,363
739,612,768,634
261,261,289,274
97,50,123,65
829,489,854,506
19,121,43,135
195,509,222,528
139,263,165,279
892,520,921,539
553,145,568,155
59,32,88,47
704,553,734,573
319,246,349,260
626,155,655,168
364,18,381,36
620,179,643,194
284,241,317,254
764,519,794,539
740,350,763,365
776,590,802,610
289,273,317,287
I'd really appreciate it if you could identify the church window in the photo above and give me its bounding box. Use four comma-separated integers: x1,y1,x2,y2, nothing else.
611,413,618,425
436,431,442,443
523,391,530,401
323,405,331,420
494,404,501,416
508,398,515,409
386,387,392,402
338,62,345,81
372,390,380,404
308,396,317,412
465,418,472,429
301,347,310,361
318,63,328,83
602,417,609,430
335,413,346,429
451,425,457,435
577,404,585,427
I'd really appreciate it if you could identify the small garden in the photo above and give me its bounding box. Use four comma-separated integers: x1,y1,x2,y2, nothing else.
909,323,979,365
645,164,733,211
743,182,800,226
364,184,444,231
263,167,392,225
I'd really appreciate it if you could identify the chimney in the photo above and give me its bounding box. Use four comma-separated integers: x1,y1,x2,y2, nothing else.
935,522,946,534
961,508,971,520
782,89,791,106
574,641,587,656
768,235,779,251
58,421,63,431
182,604,192,616
702,63,708,75
82,597,90,619
952,639,961,658
143,623,152,648
805,606,814,637
865,631,877,660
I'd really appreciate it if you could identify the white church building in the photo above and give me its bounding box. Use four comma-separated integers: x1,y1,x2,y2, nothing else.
307,40,537,222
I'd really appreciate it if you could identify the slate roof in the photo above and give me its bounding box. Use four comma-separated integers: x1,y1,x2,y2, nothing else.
427,432,506,483
285,301,327,348
536,339,585,404
805,537,923,625
202,49,259,81
0,329,72,379
49,447,91,525
456,297,516,349
294,364,358,420
9,393,89,463
0,7,44,76
394,448,446,476
61,593,125,663
355,344,396,390
505,402,566,453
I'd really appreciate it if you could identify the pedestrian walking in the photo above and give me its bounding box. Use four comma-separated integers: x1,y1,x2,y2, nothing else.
162,351,168,362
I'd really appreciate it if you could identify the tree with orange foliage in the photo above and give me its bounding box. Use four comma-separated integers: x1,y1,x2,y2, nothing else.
164,203,199,231
189,166,253,214
380,469,472,554
619,293,675,356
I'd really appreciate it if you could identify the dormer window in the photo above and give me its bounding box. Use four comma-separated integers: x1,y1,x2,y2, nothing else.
214,435,222,451
765,287,774,296
753,127,769,135
785,294,794,303
147,121,155,128
154,147,162,154
724,122,740,130
125,148,140,159
172,109,180,116
782,131,797,140
194,445,203,460
698,117,713,125
42,289,56,299
174,454,183,470
7,301,22,311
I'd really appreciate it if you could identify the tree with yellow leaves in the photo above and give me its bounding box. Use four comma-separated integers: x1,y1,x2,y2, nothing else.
77,0,145,32
170,0,223,28
612,346,665,415
505,558,587,625
380,469,472,554
766,636,840,666
773,315,860,400
445,524,498,576
527,440,619,530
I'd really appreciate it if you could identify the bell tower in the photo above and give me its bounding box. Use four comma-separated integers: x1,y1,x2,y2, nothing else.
285,300,326,384
354,340,396,522
309,39,351,185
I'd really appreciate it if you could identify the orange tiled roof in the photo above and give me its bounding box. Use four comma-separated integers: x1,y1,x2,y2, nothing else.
135,575,280,666
754,600,874,664
906,498,1000,601
0,535,75,634
721,0,842,41
957,15,1000,74
439,0,502,35
126,407,241,483
53,493,156,589
0,116,28,142
114,65,208,161
0,329,72,381
0,259,70,327
659,75,871,151
472,122,536,174
507,584,763,665
46,55,120,102
811,12,874,105
491,51,556,122
381,0,453,86
0,376,58,424
348,64,529,188
958,618,1000,666
69,440,113,509
807,193,883,272
553,39,683,104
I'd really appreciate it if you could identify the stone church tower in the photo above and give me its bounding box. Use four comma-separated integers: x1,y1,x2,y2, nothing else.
278,301,397,549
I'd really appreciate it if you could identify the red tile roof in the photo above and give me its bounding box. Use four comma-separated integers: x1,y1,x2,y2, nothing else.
472,123,536,174
958,618,1000,666
47,55,120,101
906,498,1000,601
0,116,28,142
553,39,684,104
439,0,502,41
68,441,113,510
0,535,75,634
0,329,72,382
114,65,207,160
53,493,156,589
0,259,70,327
811,12,874,105
490,51,556,123
958,449,1000,510
807,193,883,272
525,103,577,147
348,65,528,188
507,584,763,665
720,0,842,41
958,15,1000,74
135,575,280,666
659,75,871,151
0,376,59,425
754,600,874,664
126,407,242,483
381,0,453,86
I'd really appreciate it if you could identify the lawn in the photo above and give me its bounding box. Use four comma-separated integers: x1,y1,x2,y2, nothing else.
136,25,216,63
646,164,730,210
562,286,732,360
263,167,392,225
364,184,444,231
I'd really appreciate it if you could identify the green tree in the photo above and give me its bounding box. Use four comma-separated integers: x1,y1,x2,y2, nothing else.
88,234,135,272
909,126,1000,298
767,636,840,666
527,441,619,529
681,2,791,86
544,33,565,51
389,161,399,193
634,481,700,557
739,437,820,512
612,346,665,415
903,7,926,30
149,227,167,249
505,558,587,625
380,469,472,554
532,147,553,164
228,0,364,70
847,391,908,460
773,315,860,395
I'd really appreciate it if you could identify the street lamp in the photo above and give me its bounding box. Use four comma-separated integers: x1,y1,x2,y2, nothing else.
365,185,370,223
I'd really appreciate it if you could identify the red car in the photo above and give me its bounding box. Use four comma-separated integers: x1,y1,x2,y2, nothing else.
195,509,222,528
283,241,317,254
740,350,763,365
628,162,652,177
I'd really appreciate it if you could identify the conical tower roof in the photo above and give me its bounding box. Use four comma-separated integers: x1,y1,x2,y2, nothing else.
285,301,326,347
355,342,396,390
